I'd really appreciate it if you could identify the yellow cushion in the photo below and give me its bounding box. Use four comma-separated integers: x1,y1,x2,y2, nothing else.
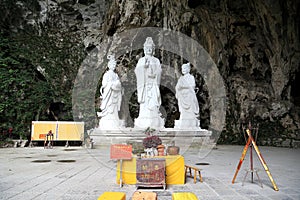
98,192,126,200
172,192,198,200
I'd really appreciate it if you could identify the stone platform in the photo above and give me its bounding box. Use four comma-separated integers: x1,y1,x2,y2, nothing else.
88,128,213,154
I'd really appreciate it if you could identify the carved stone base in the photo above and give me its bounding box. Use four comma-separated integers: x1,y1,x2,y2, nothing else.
98,119,125,130
174,119,200,130
88,128,213,157
134,116,164,130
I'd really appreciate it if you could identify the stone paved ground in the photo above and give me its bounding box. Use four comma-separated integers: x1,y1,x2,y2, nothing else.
0,145,299,200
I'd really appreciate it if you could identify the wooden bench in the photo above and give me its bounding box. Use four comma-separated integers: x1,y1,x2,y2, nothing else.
185,165,203,183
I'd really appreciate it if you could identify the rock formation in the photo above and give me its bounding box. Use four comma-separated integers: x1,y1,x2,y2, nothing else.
1,0,299,147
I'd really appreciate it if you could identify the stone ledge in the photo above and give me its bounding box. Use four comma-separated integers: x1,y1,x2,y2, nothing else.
88,128,213,150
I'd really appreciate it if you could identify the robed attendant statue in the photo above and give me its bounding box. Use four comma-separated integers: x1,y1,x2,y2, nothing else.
134,37,164,129
97,54,124,129
174,63,200,129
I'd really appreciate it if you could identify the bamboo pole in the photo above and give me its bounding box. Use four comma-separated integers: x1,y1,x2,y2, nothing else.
246,129,279,191
232,136,252,184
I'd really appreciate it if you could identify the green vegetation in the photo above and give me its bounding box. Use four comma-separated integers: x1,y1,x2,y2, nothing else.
0,27,85,140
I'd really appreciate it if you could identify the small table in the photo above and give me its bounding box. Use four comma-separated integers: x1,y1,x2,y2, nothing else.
116,155,185,185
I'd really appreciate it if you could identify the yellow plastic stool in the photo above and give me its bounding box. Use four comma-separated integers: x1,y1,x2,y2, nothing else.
97,192,126,200
172,192,198,200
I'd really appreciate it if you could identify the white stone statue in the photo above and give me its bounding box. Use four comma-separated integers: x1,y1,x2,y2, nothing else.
97,54,124,129
174,63,200,129
134,37,164,129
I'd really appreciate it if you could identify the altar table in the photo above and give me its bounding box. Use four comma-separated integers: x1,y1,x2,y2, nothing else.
116,155,185,185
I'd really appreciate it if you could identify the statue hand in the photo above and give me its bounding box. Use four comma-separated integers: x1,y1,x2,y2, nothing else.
148,74,156,79
100,86,104,97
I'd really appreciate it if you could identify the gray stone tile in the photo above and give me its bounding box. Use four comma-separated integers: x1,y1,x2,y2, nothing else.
266,195,296,200
288,194,300,200
198,196,223,200
0,145,299,200
221,196,248,200
247,195,272,200
213,189,240,196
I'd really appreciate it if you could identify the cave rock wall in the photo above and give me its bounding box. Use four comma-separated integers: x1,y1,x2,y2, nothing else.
2,0,299,147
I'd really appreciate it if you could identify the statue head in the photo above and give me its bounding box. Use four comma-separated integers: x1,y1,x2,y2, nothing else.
143,37,155,56
181,63,191,75
107,54,116,70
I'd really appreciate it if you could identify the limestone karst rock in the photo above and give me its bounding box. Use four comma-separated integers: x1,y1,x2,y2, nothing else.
1,0,299,147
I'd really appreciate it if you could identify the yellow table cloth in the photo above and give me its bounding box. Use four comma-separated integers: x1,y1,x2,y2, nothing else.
117,155,185,185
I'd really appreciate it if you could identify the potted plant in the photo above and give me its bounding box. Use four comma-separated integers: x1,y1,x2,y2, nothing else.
142,135,162,149
142,127,162,156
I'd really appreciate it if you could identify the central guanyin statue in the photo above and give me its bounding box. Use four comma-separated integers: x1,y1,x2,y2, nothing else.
134,37,165,129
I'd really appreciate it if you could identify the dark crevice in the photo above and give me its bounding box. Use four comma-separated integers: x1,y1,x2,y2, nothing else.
188,0,203,9
291,69,300,107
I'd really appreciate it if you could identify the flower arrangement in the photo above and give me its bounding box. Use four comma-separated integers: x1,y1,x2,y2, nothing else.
143,135,162,148
142,127,162,148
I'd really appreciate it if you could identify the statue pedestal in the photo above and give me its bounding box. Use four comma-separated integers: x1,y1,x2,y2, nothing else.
88,128,214,158
98,119,125,130
134,116,164,130
174,119,200,130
